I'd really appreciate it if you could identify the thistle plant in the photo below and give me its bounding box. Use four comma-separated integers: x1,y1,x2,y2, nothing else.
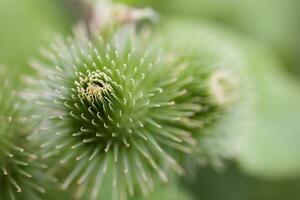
0,67,46,200
159,20,251,168
24,6,243,199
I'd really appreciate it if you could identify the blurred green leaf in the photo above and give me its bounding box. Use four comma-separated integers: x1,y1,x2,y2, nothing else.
238,46,300,178
116,0,300,76
182,164,300,200
0,0,74,74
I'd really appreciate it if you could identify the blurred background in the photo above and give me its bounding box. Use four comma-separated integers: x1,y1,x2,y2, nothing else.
0,0,300,199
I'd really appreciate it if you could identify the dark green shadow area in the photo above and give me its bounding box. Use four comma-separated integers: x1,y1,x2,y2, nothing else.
182,163,300,200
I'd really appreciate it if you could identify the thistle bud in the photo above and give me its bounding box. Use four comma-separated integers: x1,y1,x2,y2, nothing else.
0,66,46,200
26,17,246,199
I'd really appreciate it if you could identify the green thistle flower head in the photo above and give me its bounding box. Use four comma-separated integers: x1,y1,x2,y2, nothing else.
26,15,244,199
27,26,197,199
0,66,46,200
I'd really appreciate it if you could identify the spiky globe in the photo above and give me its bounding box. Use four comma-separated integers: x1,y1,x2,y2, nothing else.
0,67,46,200
159,19,251,169
25,21,241,199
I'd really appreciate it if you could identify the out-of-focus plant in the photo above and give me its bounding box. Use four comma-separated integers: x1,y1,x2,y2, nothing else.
116,0,300,76
159,18,253,168
0,66,47,200
238,43,300,179
182,163,300,200
0,0,74,75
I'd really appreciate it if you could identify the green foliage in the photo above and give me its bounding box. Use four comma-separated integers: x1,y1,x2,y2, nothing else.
237,44,300,178
116,0,300,76
182,163,300,200
0,0,74,75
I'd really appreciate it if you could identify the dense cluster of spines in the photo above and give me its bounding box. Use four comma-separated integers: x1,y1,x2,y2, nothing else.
0,68,46,200
24,22,240,199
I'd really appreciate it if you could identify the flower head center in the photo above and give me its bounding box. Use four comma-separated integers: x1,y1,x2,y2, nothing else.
77,70,112,102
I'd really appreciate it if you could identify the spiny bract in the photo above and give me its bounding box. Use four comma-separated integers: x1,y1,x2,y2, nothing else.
0,67,46,200
25,24,238,199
